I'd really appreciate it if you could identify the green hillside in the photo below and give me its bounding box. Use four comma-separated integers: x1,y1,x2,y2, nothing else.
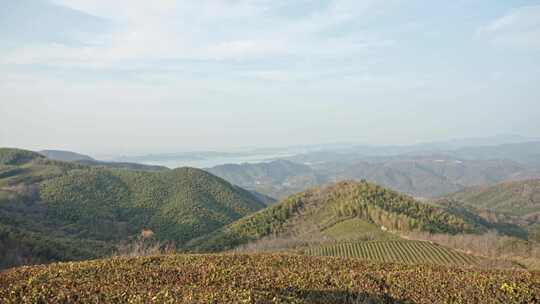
306,240,480,266
441,179,540,216
1,254,538,304
189,180,479,252
0,148,265,268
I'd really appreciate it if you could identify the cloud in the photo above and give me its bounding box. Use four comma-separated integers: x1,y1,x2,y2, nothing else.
477,5,540,50
0,0,394,68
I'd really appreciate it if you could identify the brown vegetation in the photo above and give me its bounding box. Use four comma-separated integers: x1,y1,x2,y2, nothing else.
404,231,540,269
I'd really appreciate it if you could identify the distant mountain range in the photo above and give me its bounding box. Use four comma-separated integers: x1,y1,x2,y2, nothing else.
2,146,539,273
440,179,540,217
38,149,94,162
285,141,540,166
39,149,168,171
206,142,540,199
206,160,322,199
98,135,539,169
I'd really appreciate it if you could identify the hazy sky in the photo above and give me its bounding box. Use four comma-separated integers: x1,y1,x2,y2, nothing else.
1,0,539,155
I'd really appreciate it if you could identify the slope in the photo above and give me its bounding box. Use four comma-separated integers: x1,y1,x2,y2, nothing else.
0,148,266,268
189,180,480,252
441,179,540,217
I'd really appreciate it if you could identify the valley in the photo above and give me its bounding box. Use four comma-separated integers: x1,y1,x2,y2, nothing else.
3,1,540,301
1,145,539,303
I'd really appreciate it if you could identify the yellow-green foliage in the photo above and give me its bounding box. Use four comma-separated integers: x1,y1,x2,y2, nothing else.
306,240,480,266
0,254,538,304
191,181,477,251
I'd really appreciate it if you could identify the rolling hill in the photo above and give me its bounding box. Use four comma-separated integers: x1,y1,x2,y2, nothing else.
207,160,321,199
0,148,266,269
207,156,540,199
332,157,535,198
188,180,481,252
452,141,540,166
441,179,540,217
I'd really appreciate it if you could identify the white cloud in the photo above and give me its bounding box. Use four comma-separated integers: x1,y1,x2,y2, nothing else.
0,0,394,68
478,5,540,50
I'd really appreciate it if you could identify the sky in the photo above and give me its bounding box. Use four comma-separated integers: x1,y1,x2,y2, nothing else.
1,0,539,155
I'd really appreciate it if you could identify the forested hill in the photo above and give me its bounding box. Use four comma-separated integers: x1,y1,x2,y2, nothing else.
0,148,266,269
189,180,481,252
440,179,540,217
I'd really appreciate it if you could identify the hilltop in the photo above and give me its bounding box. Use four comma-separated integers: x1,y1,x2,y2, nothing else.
1,253,538,304
0,148,266,268
189,180,479,252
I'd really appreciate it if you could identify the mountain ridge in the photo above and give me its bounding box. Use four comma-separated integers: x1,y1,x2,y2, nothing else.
0,148,266,269
188,180,480,252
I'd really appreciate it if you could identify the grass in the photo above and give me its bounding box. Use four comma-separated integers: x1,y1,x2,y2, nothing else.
1,253,538,303
305,240,481,266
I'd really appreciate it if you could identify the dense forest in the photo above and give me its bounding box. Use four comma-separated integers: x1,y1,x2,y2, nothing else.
0,148,266,268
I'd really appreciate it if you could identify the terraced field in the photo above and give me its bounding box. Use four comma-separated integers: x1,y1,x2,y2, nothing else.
306,240,480,266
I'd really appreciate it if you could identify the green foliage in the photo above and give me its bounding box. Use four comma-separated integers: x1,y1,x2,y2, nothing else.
36,166,266,245
442,179,540,216
322,181,474,233
0,148,43,165
1,253,538,303
191,181,478,251
0,150,266,268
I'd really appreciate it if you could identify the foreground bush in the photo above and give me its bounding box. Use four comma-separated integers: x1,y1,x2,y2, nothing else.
1,254,538,303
